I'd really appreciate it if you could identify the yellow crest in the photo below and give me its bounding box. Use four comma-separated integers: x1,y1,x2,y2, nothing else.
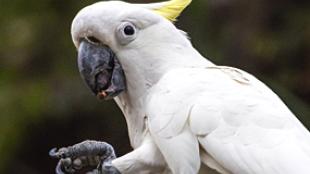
153,0,192,21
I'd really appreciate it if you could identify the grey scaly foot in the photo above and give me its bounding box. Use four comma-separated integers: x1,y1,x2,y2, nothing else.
101,163,121,174
49,140,120,174
86,164,121,174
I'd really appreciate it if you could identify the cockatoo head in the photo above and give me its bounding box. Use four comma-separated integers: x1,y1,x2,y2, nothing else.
72,0,193,99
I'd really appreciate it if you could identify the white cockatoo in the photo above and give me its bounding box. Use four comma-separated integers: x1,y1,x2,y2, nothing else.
50,0,310,174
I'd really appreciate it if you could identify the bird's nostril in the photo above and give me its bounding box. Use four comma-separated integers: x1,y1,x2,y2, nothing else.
86,36,101,45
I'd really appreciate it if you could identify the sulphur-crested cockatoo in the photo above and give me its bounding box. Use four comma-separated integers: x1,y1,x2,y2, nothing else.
50,0,310,174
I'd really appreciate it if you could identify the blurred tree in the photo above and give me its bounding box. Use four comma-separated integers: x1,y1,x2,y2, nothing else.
0,0,308,173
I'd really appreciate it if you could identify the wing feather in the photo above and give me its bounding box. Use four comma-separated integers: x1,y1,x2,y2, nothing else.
147,66,310,174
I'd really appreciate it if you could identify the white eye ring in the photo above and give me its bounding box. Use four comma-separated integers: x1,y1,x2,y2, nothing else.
116,22,137,45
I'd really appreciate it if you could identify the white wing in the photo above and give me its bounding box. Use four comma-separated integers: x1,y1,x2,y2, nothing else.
146,66,310,174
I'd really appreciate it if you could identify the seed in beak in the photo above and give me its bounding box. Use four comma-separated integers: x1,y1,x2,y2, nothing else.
97,91,107,99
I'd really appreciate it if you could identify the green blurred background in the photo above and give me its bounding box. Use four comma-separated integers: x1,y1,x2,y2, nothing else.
0,0,309,173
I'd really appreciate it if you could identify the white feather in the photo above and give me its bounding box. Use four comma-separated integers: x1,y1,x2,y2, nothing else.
146,66,310,174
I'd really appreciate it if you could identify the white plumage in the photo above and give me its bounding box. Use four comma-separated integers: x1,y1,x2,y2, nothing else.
147,67,310,174
71,1,310,173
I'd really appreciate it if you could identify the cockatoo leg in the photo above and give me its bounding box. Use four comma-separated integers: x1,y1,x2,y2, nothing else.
111,134,167,174
49,140,120,174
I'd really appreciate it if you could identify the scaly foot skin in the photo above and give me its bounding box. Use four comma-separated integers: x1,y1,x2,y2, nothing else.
49,140,121,174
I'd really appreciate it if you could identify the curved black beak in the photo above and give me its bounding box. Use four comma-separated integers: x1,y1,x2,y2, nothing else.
77,39,126,100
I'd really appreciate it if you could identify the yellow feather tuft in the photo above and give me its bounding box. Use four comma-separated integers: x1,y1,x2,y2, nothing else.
153,0,192,21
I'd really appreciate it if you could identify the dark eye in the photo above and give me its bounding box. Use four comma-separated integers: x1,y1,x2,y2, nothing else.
124,25,135,35
116,22,137,45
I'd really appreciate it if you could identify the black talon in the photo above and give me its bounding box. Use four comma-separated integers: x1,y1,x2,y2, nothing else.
49,147,69,159
55,158,76,174
49,148,59,158
55,160,66,174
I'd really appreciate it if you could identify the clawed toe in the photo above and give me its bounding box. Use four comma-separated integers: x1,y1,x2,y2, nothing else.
49,147,70,159
55,158,75,174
